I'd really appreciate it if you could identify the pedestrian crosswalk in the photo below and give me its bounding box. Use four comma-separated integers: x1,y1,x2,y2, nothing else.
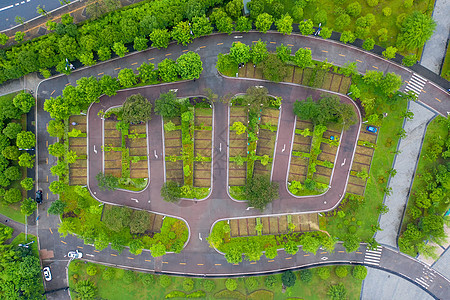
414,267,437,289
404,73,427,96
363,245,383,266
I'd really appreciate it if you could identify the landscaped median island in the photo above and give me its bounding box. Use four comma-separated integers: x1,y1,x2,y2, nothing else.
228,86,281,201
158,92,213,202
68,259,366,299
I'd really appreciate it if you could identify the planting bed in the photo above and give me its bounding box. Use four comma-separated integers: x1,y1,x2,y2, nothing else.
347,125,378,196
68,115,87,185
288,120,313,183
228,106,248,188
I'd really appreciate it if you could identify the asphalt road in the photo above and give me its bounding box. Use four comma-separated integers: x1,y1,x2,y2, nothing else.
0,0,64,31
35,32,450,298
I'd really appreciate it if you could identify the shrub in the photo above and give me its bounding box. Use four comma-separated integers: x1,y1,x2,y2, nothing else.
366,0,378,7
245,277,259,290
382,7,391,17
183,278,194,292
316,267,331,280
159,275,172,288
335,266,348,278
327,283,347,300
123,270,135,284
352,265,368,279
140,273,154,286
281,270,296,287
225,278,237,291
300,269,312,283
265,275,278,289
86,265,98,276
102,268,115,281
202,279,215,292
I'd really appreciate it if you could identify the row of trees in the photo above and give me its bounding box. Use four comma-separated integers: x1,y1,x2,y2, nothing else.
0,92,37,216
0,0,433,84
44,51,202,120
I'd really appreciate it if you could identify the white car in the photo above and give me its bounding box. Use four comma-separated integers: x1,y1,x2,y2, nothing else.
43,267,52,281
68,249,83,259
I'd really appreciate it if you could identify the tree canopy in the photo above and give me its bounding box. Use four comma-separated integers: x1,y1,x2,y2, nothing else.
122,94,152,124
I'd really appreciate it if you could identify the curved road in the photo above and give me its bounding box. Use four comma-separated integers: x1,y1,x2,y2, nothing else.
35,32,450,298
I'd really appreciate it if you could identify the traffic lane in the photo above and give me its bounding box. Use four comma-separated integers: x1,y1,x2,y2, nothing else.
0,0,63,31
41,259,69,291
420,81,450,116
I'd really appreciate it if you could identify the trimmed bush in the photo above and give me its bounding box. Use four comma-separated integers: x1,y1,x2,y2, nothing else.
352,265,368,280
225,278,237,291
335,266,348,278
183,278,194,292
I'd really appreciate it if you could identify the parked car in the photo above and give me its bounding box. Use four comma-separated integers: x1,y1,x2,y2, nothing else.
35,190,43,204
68,249,83,259
43,267,52,281
366,126,378,133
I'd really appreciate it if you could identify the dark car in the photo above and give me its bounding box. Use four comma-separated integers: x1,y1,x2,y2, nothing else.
35,190,43,204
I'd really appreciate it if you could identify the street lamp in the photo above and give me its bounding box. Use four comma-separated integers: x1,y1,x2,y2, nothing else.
18,240,35,248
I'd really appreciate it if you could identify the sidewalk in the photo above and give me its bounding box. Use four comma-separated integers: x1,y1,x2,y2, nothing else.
420,0,450,74
0,73,41,96
375,101,437,248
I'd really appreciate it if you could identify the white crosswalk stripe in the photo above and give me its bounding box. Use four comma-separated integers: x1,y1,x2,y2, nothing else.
404,73,427,96
364,245,382,266
415,267,438,289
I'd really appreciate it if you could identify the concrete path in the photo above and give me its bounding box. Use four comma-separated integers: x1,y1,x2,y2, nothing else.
361,267,434,300
432,247,450,279
375,101,436,248
0,73,41,96
420,0,450,74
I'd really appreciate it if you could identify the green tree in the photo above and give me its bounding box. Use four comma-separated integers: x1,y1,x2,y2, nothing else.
281,270,296,287
49,180,66,194
231,122,246,135
21,178,34,191
47,120,64,138
320,27,333,39
172,21,193,46
12,92,35,113
346,2,362,17
335,14,351,31
112,41,128,57
150,242,166,257
15,31,25,42
245,174,279,210
226,0,243,19
48,199,66,215
48,142,65,157
300,269,312,283
398,12,436,50
335,266,348,278
276,14,293,35
382,46,398,59
50,160,68,177
402,54,417,67
250,39,269,65
352,265,368,279
137,62,157,84
276,44,292,63
298,19,314,35
161,181,180,202
122,94,152,124
158,59,179,82
149,29,171,49
96,172,119,191
118,68,137,88
236,16,252,32
99,75,120,96
16,131,35,149
2,146,20,160
327,283,347,300
225,278,237,291
255,13,273,33
75,280,97,299
176,51,203,80
155,91,180,118
79,51,96,66
3,188,22,204
133,36,148,51
294,48,313,68
342,234,360,252
97,47,112,61
216,14,234,34
192,15,213,37
229,42,251,64
129,239,144,255
21,197,37,216
0,33,8,45
316,267,331,280
340,31,356,44
5,166,20,181
18,152,35,168
284,240,299,255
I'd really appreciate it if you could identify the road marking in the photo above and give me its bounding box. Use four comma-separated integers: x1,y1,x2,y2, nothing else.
46,193,48,200
287,44,294,46
46,158,48,164
341,158,346,166
285,257,292,260
65,83,71,86
51,90,55,95
199,46,206,49
61,240,67,244
270,41,276,44
182,49,189,52
305,47,310,50
127,257,134,260
148,58,154,61
197,263,204,266
372,66,378,69
356,251,362,254
114,67,121,70
250,262,257,264
322,50,328,53
0,5,14,12
46,176,48,182
131,198,138,203
198,233,202,241
435,98,441,102
252,41,258,43
217,43,223,45
145,259,151,262
421,90,426,93
356,59,362,63
338,251,344,253
321,256,328,260
86,254,94,257
77,246,83,249
165,53,172,56
94,250,100,253
233,263,239,265
131,62,137,65
111,254,117,256
339,54,345,57
304,254,309,256
281,144,286,152
163,261,168,264
320,251,327,254
179,262,186,265
46,141,48,147
215,263,221,266
98,72,104,76
49,228,53,234
268,260,274,262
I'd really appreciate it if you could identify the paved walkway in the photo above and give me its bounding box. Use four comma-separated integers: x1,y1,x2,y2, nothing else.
375,101,437,248
0,73,41,96
432,246,450,279
420,0,450,74
361,267,434,300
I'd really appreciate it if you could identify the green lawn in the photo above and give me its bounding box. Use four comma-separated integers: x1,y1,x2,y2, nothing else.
68,261,363,299
441,45,450,81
